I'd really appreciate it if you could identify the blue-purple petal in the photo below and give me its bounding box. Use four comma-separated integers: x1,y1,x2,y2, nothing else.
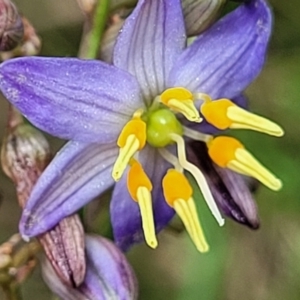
20,141,117,237
168,0,272,99
110,146,174,251
0,57,142,143
113,0,185,104
82,236,138,299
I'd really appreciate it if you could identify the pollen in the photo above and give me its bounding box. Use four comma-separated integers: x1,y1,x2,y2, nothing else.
207,136,243,168
201,99,234,130
127,160,157,249
162,169,209,253
160,87,202,123
162,169,192,206
117,118,146,150
207,136,282,191
201,98,284,137
112,117,146,181
127,159,152,201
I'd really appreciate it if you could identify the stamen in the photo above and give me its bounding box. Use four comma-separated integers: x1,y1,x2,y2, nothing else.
136,187,158,249
207,136,282,191
160,87,202,123
174,198,209,253
170,133,225,226
113,135,139,181
201,99,284,137
183,126,213,143
158,148,183,172
127,160,157,249
227,106,284,136
112,118,146,181
193,93,212,103
162,169,209,252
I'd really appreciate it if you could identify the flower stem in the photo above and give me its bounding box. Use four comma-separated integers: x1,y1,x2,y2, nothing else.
2,283,23,300
78,0,111,59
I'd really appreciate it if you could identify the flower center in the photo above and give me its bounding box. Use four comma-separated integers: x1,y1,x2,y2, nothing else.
146,108,183,147
111,86,284,252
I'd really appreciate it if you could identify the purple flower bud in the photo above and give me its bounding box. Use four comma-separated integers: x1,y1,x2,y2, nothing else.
42,235,138,300
187,141,259,229
0,0,23,51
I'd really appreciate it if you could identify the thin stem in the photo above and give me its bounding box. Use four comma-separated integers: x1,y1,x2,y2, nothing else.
78,0,111,59
2,283,23,300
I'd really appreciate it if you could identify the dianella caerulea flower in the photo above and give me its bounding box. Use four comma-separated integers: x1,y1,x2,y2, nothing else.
0,0,283,252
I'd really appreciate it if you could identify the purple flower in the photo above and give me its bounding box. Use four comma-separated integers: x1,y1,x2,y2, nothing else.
0,0,282,251
42,235,138,300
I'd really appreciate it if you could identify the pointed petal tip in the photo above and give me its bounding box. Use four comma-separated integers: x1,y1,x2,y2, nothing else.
244,217,260,230
0,56,142,143
228,210,260,230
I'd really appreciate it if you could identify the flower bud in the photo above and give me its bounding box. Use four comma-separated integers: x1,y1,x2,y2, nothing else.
0,16,41,60
182,0,226,36
187,141,259,229
77,0,97,14
19,17,41,56
1,106,86,287
42,235,138,300
100,15,125,63
0,0,23,51
0,234,39,285
108,0,225,37
1,108,50,207
39,215,86,287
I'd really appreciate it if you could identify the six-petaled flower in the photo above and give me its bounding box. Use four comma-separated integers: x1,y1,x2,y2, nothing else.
0,0,283,251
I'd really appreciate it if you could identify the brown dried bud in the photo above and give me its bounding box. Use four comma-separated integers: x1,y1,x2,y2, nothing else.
0,0,23,51
19,17,41,56
39,215,86,287
182,0,226,36
1,108,50,207
100,14,125,63
0,16,41,60
1,107,86,287
42,235,138,300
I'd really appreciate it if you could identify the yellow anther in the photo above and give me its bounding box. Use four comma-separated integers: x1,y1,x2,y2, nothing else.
162,169,209,253
127,161,157,249
160,87,202,123
207,136,282,191
161,87,193,103
127,159,152,200
162,169,192,205
170,133,224,226
112,118,146,181
201,99,284,137
117,119,146,149
201,99,234,130
207,136,243,168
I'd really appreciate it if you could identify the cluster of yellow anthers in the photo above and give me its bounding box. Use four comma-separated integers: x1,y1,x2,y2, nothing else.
112,87,284,252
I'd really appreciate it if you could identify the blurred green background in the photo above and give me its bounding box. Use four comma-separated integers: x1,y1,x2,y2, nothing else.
0,0,300,299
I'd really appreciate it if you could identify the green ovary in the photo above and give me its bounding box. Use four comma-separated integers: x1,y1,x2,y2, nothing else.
146,108,183,147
